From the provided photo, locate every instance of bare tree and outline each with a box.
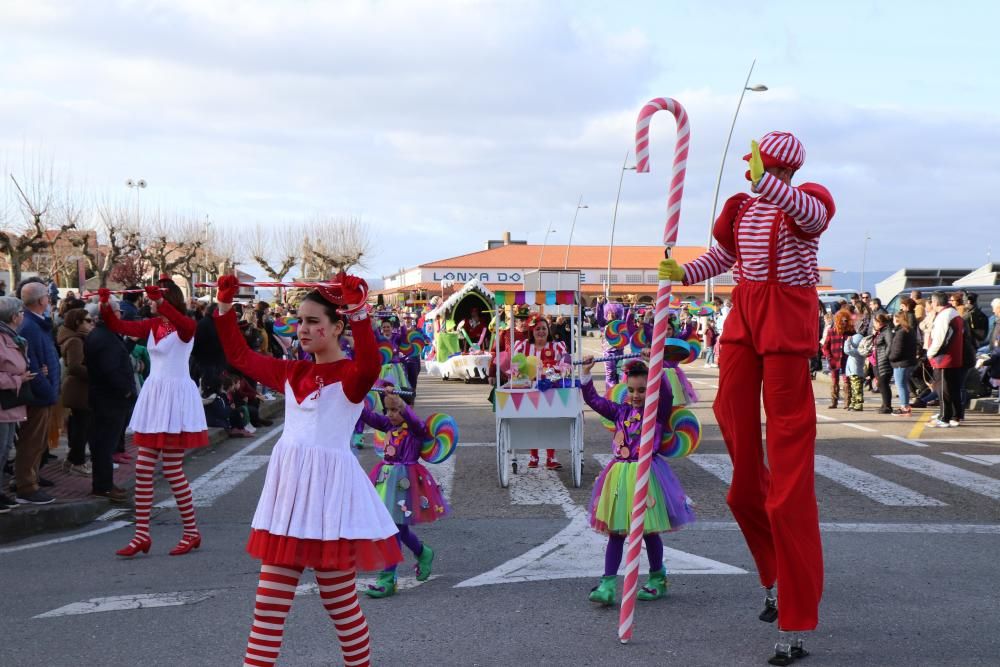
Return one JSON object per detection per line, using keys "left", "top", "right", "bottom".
{"left": 247, "top": 222, "right": 299, "bottom": 301}
{"left": 80, "top": 196, "right": 143, "bottom": 288}
{"left": 301, "top": 216, "right": 372, "bottom": 278}
{"left": 138, "top": 211, "right": 206, "bottom": 280}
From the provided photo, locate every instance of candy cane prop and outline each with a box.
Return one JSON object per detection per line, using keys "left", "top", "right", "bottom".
{"left": 618, "top": 97, "right": 690, "bottom": 644}
{"left": 570, "top": 353, "right": 641, "bottom": 365}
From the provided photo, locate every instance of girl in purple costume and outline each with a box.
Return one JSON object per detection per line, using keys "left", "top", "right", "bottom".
{"left": 580, "top": 357, "right": 695, "bottom": 605}
{"left": 360, "top": 389, "right": 448, "bottom": 598}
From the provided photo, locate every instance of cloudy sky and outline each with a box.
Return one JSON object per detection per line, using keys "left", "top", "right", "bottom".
{"left": 2, "top": 0, "right": 997, "bottom": 283}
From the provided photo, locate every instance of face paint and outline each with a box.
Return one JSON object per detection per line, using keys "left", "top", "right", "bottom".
{"left": 316, "top": 327, "right": 326, "bottom": 339}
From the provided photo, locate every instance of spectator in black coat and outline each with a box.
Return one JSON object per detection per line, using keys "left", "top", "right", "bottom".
{"left": 83, "top": 301, "right": 134, "bottom": 503}
{"left": 889, "top": 312, "right": 918, "bottom": 415}
{"left": 872, "top": 313, "right": 894, "bottom": 413}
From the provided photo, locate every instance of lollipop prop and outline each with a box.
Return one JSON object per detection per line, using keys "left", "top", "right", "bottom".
{"left": 571, "top": 353, "right": 641, "bottom": 365}
{"left": 619, "top": 97, "right": 690, "bottom": 645}
{"left": 374, "top": 387, "right": 414, "bottom": 397}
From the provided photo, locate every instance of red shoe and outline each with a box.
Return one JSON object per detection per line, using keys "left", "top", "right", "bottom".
{"left": 116, "top": 535, "right": 151, "bottom": 558}
{"left": 527, "top": 457, "right": 539, "bottom": 469}
{"left": 546, "top": 459, "right": 563, "bottom": 470}
{"left": 169, "top": 533, "right": 202, "bottom": 556}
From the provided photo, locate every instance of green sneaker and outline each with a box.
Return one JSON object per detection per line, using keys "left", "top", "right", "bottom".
{"left": 415, "top": 544, "right": 435, "bottom": 582}
{"left": 637, "top": 568, "right": 668, "bottom": 601}
{"left": 352, "top": 433, "right": 365, "bottom": 449}
{"left": 588, "top": 575, "right": 616, "bottom": 606}
{"left": 363, "top": 570, "right": 397, "bottom": 598}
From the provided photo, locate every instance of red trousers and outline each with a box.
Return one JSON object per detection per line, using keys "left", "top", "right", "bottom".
{"left": 714, "top": 281, "right": 824, "bottom": 631}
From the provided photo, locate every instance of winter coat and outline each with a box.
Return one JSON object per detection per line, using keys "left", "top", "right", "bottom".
{"left": 927, "top": 308, "right": 964, "bottom": 369}
{"left": 84, "top": 323, "right": 137, "bottom": 403}
{"left": 888, "top": 327, "right": 918, "bottom": 369}
{"left": 0, "top": 324, "right": 29, "bottom": 423}
{"left": 873, "top": 327, "right": 893, "bottom": 377}
{"left": 57, "top": 325, "right": 89, "bottom": 411}
{"left": 822, "top": 328, "right": 850, "bottom": 372}
{"left": 844, "top": 333, "right": 866, "bottom": 376}
{"left": 18, "top": 310, "right": 61, "bottom": 406}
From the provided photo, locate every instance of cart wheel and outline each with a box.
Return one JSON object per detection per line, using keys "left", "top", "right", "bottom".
{"left": 512, "top": 460, "right": 518, "bottom": 475}
{"left": 497, "top": 420, "right": 511, "bottom": 488}
{"left": 571, "top": 417, "right": 583, "bottom": 488}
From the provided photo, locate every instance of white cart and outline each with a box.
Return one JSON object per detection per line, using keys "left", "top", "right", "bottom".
{"left": 493, "top": 270, "right": 585, "bottom": 488}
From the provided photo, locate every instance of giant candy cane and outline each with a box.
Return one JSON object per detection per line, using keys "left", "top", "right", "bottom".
{"left": 618, "top": 98, "right": 690, "bottom": 644}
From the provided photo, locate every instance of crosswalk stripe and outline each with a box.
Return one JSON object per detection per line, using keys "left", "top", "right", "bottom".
{"left": 813, "top": 456, "right": 945, "bottom": 507}
{"left": 875, "top": 455, "right": 1000, "bottom": 501}
{"left": 688, "top": 454, "right": 733, "bottom": 484}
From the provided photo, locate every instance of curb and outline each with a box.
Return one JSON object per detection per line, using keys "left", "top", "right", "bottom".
{"left": 0, "top": 399, "right": 285, "bottom": 545}
{"left": 812, "top": 370, "right": 997, "bottom": 413}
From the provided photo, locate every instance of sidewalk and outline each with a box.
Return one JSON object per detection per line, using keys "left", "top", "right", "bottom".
{"left": 811, "top": 368, "right": 1000, "bottom": 414}
{"left": 0, "top": 400, "right": 284, "bottom": 544}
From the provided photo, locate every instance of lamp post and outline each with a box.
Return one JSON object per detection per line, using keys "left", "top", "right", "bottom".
{"left": 563, "top": 196, "right": 589, "bottom": 269}
{"left": 606, "top": 150, "right": 637, "bottom": 298}
{"left": 125, "top": 178, "right": 147, "bottom": 225}
{"left": 860, "top": 233, "right": 872, "bottom": 293}
{"left": 705, "top": 60, "right": 768, "bottom": 300}
{"left": 538, "top": 222, "right": 557, "bottom": 271}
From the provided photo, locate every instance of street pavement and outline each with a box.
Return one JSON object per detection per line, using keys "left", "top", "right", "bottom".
{"left": 2, "top": 342, "right": 999, "bottom": 666}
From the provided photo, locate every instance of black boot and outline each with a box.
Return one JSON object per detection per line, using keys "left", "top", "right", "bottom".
{"left": 759, "top": 588, "right": 778, "bottom": 623}
{"left": 768, "top": 636, "right": 808, "bottom": 666}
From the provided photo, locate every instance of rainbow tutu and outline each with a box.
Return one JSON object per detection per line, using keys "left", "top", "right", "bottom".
{"left": 370, "top": 462, "right": 449, "bottom": 525}
{"left": 589, "top": 457, "right": 695, "bottom": 535}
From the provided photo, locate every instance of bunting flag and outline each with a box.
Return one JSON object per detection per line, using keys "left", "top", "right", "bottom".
{"left": 526, "top": 391, "right": 541, "bottom": 409}
{"left": 496, "top": 392, "right": 510, "bottom": 410}
{"left": 494, "top": 290, "right": 577, "bottom": 307}
{"left": 510, "top": 393, "right": 525, "bottom": 410}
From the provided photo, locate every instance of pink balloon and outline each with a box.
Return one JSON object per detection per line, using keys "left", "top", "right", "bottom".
{"left": 498, "top": 351, "right": 511, "bottom": 373}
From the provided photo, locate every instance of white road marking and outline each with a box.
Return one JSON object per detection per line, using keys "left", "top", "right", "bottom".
{"left": 816, "top": 413, "right": 836, "bottom": 422}
{"left": 916, "top": 438, "right": 1000, "bottom": 443}
{"left": 0, "top": 521, "right": 132, "bottom": 555}
{"left": 842, "top": 423, "right": 879, "bottom": 433}
{"left": 883, "top": 435, "right": 929, "bottom": 448}
{"left": 157, "top": 429, "right": 283, "bottom": 509}
{"left": 689, "top": 521, "right": 1000, "bottom": 534}
{"left": 434, "top": 455, "right": 456, "bottom": 503}
{"left": 943, "top": 453, "right": 1000, "bottom": 467}
{"left": 813, "top": 455, "right": 945, "bottom": 507}
{"left": 688, "top": 454, "right": 733, "bottom": 484}
{"left": 296, "top": 575, "right": 432, "bottom": 596}
{"left": 875, "top": 455, "right": 1000, "bottom": 501}
{"left": 456, "top": 465, "right": 746, "bottom": 587}
{"left": 34, "top": 590, "right": 222, "bottom": 618}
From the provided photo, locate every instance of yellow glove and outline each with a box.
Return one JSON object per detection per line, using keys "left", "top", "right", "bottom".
{"left": 657, "top": 259, "right": 684, "bottom": 282}
{"left": 749, "top": 139, "right": 764, "bottom": 185}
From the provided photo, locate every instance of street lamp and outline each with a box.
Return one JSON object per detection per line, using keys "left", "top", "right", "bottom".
{"left": 538, "top": 222, "right": 557, "bottom": 270}
{"left": 606, "top": 151, "right": 637, "bottom": 298}
{"left": 705, "top": 60, "right": 768, "bottom": 300}
{"left": 860, "top": 233, "right": 872, "bottom": 293}
{"left": 126, "top": 178, "right": 147, "bottom": 225}
{"left": 563, "top": 195, "right": 589, "bottom": 269}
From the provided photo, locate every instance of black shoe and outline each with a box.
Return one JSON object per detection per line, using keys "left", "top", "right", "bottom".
{"left": 759, "top": 598, "right": 778, "bottom": 623}
{"left": 910, "top": 400, "right": 927, "bottom": 408}
{"left": 0, "top": 492, "right": 18, "bottom": 509}
{"left": 16, "top": 489, "right": 55, "bottom": 505}
{"left": 91, "top": 487, "right": 129, "bottom": 504}
{"left": 878, "top": 407, "right": 893, "bottom": 414}
{"left": 38, "top": 476, "right": 55, "bottom": 488}
{"left": 769, "top": 641, "right": 808, "bottom": 666}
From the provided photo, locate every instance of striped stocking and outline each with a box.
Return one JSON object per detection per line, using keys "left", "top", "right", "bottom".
{"left": 161, "top": 449, "right": 199, "bottom": 541}
{"left": 317, "top": 568, "right": 371, "bottom": 667}
{"left": 126, "top": 446, "right": 159, "bottom": 546}
{"left": 243, "top": 564, "right": 303, "bottom": 667}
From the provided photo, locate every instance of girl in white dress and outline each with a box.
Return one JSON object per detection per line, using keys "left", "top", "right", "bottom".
{"left": 212, "top": 274, "right": 399, "bottom": 667}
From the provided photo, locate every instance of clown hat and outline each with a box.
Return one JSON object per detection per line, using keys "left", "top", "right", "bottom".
{"left": 743, "top": 131, "right": 805, "bottom": 170}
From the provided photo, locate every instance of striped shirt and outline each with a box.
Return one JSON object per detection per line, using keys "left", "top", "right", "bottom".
{"left": 512, "top": 340, "right": 567, "bottom": 367}
{"left": 684, "top": 173, "right": 830, "bottom": 287}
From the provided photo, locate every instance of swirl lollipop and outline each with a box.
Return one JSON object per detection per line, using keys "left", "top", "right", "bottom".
{"left": 364, "top": 389, "right": 384, "bottom": 415}
{"left": 629, "top": 326, "right": 650, "bottom": 353}
{"left": 662, "top": 337, "right": 692, "bottom": 364}
{"left": 599, "top": 382, "right": 629, "bottom": 431}
{"left": 682, "top": 330, "right": 702, "bottom": 364}
{"left": 406, "top": 329, "right": 428, "bottom": 356}
{"left": 421, "top": 413, "right": 458, "bottom": 464}
{"left": 658, "top": 407, "right": 702, "bottom": 458}
{"left": 272, "top": 316, "right": 299, "bottom": 336}
{"left": 373, "top": 429, "right": 388, "bottom": 458}
{"left": 604, "top": 319, "right": 627, "bottom": 349}
{"left": 377, "top": 341, "right": 394, "bottom": 365}
{"left": 397, "top": 339, "right": 415, "bottom": 358}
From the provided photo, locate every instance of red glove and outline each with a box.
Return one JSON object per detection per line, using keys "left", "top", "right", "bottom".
{"left": 217, "top": 275, "right": 240, "bottom": 304}
{"left": 337, "top": 272, "right": 368, "bottom": 307}
{"left": 98, "top": 288, "right": 111, "bottom": 304}
{"left": 144, "top": 285, "right": 163, "bottom": 301}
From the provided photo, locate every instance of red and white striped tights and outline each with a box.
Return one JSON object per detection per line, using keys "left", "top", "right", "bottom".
{"left": 123, "top": 447, "right": 199, "bottom": 549}
{"left": 244, "top": 563, "right": 371, "bottom": 667}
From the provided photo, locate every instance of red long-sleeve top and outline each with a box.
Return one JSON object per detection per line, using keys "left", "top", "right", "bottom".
{"left": 100, "top": 300, "right": 196, "bottom": 343}
{"left": 213, "top": 308, "right": 380, "bottom": 404}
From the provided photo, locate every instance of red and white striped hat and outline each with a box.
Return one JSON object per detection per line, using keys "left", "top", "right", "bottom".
{"left": 743, "top": 131, "right": 805, "bottom": 170}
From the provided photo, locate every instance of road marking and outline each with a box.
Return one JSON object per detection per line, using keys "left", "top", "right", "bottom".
{"left": 689, "top": 521, "right": 1000, "bottom": 534}
{"left": 908, "top": 411, "right": 932, "bottom": 439}
{"left": 875, "top": 455, "right": 1000, "bottom": 501}
{"left": 456, "top": 466, "right": 746, "bottom": 587}
{"left": 919, "top": 438, "right": 1000, "bottom": 443}
{"left": 0, "top": 521, "right": 132, "bottom": 555}
{"left": 34, "top": 590, "right": 222, "bottom": 618}
{"left": 883, "top": 435, "right": 929, "bottom": 448}
{"left": 295, "top": 575, "right": 432, "bottom": 597}
{"left": 943, "top": 453, "right": 1000, "bottom": 466}
{"left": 813, "top": 455, "right": 945, "bottom": 507}
{"left": 816, "top": 413, "right": 837, "bottom": 421}
{"left": 435, "top": 455, "right": 456, "bottom": 503}
{"left": 157, "top": 428, "right": 283, "bottom": 509}
{"left": 689, "top": 454, "right": 733, "bottom": 484}
{"left": 842, "top": 423, "right": 878, "bottom": 433}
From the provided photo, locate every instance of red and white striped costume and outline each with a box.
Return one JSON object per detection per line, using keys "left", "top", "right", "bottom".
{"left": 681, "top": 131, "right": 835, "bottom": 633}
{"left": 511, "top": 340, "right": 567, "bottom": 368}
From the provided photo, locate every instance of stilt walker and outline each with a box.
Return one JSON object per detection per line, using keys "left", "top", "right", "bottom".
{"left": 660, "top": 131, "right": 835, "bottom": 664}
{"left": 100, "top": 279, "right": 209, "bottom": 558}
{"left": 212, "top": 274, "right": 402, "bottom": 667}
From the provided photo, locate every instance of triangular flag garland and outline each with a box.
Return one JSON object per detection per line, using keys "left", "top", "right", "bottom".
{"left": 511, "top": 393, "right": 525, "bottom": 410}
{"left": 496, "top": 392, "right": 510, "bottom": 410}
{"left": 526, "top": 391, "right": 541, "bottom": 408}
{"left": 494, "top": 291, "right": 577, "bottom": 307}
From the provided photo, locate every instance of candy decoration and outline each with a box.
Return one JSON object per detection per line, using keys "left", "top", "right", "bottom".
{"left": 629, "top": 327, "right": 650, "bottom": 353}
{"left": 662, "top": 338, "right": 692, "bottom": 363}
{"left": 373, "top": 430, "right": 388, "bottom": 458}
{"left": 621, "top": 96, "right": 690, "bottom": 645}
{"left": 377, "top": 341, "right": 394, "bottom": 365}
{"left": 599, "top": 383, "right": 629, "bottom": 431}
{"left": 397, "top": 339, "right": 415, "bottom": 357}
{"left": 406, "top": 329, "right": 428, "bottom": 356}
{"left": 658, "top": 407, "right": 701, "bottom": 458}
{"left": 605, "top": 320, "right": 628, "bottom": 349}
{"left": 420, "top": 413, "right": 458, "bottom": 464}
{"left": 272, "top": 316, "right": 299, "bottom": 336}
{"left": 364, "top": 389, "right": 383, "bottom": 415}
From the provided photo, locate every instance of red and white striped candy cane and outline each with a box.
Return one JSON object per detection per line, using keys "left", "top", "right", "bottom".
{"left": 618, "top": 97, "right": 690, "bottom": 644}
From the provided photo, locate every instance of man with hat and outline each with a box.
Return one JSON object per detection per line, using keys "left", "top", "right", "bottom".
{"left": 660, "top": 132, "right": 835, "bottom": 666}
{"left": 488, "top": 305, "right": 531, "bottom": 386}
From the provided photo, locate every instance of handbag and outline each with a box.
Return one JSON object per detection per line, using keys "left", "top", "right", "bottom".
{"left": 0, "top": 381, "right": 34, "bottom": 410}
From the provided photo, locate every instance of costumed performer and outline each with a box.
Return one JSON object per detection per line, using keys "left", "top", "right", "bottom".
{"left": 601, "top": 301, "right": 625, "bottom": 385}
{"left": 100, "top": 278, "right": 209, "bottom": 558}
{"left": 377, "top": 318, "right": 412, "bottom": 397}
{"left": 512, "top": 314, "right": 567, "bottom": 470}
{"left": 359, "top": 385, "right": 449, "bottom": 598}
{"left": 659, "top": 131, "right": 835, "bottom": 666}
{"left": 580, "top": 355, "right": 695, "bottom": 605}
{"left": 212, "top": 274, "right": 401, "bottom": 667}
